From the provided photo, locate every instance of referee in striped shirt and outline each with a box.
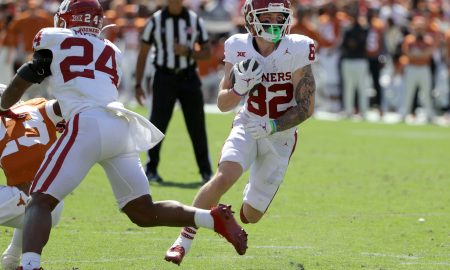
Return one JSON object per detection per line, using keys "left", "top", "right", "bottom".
{"left": 135, "top": 0, "right": 213, "bottom": 184}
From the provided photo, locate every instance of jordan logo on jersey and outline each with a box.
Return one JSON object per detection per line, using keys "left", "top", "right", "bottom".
{"left": 284, "top": 48, "right": 291, "bottom": 55}
{"left": 261, "top": 123, "right": 267, "bottom": 132}
{"left": 237, "top": 51, "right": 246, "bottom": 57}
{"left": 17, "top": 193, "right": 26, "bottom": 207}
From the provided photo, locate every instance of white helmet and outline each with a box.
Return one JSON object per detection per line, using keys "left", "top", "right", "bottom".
{"left": 242, "top": 0, "right": 292, "bottom": 43}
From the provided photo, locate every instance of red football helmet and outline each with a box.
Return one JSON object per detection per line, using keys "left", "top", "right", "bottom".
{"left": 54, "top": 0, "right": 104, "bottom": 35}
{"left": 242, "top": 0, "right": 292, "bottom": 42}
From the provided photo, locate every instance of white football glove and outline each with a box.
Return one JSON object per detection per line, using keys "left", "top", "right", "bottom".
{"left": 232, "top": 58, "right": 263, "bottom": 96}
{"left": 244, "top": 118, "right": 278, "bottom": 139}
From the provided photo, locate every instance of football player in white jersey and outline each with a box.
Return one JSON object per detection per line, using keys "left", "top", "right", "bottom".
{"left": 165, "top": 0, "right": 316, "bottom": 265}
{"left": 0, "top": 1, "right": 247, "bottom": 269}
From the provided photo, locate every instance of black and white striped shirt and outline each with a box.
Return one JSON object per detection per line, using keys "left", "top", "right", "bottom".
{"left": 141, "top": 7, "right": 209, "bottom": 70}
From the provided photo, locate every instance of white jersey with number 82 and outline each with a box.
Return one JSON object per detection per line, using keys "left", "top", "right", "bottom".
{"left": 224, "top": 33, "right": 316, "bottom": 120}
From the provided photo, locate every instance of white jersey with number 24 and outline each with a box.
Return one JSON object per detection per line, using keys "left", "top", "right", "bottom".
{"left": 33, "top": 27, "right": 123, "bottom": 121}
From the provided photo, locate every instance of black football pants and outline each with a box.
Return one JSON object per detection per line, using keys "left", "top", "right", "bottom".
{"left": 146, "top": 68, "right": 212, "bottom": 177}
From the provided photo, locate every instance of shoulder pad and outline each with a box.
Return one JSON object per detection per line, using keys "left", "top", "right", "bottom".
{"left": 224, "top": 34, "right": 251, "bottom": 65}
{"left": 287, "top": 34, "right": 317, "bottom": 70}
{"left": 33, "top": 27, "right": 73, "bottom": 51}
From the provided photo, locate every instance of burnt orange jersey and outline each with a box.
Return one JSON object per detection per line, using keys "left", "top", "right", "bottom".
{"left": 0, "top": 98, "right": 61, "bottom": 186}
{"left": 3, "top": 10, "right": 53, "bottom": 53}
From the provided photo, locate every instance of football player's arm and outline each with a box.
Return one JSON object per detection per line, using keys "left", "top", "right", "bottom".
{"left": 135, "top": 42, "right": 151, "bottom": 105}
{"left": 0, "top": 77, "right": 31, "bottom": 110}
{"left": 273, "top": 64, "right": 315, "bottom": 131}
{"left": 1, "top": 49, "right": 53, "bottom": 110}
{"left": 217, "top": 62, "right": 242, "bottom": 112}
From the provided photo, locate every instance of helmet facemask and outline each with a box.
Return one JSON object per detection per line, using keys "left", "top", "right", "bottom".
{"left": 54, "top": 0, "right": 69, "bottom": 28}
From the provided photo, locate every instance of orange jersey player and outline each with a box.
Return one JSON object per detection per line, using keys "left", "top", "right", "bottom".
{"left": 1, "top": 98, "right": 59, "bottom": 189}
{"left": 0, "top": 85, "right": 65, "bottom": 270}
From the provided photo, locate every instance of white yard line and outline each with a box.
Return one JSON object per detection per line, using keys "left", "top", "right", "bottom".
{"left": 253, "top": 245, "right": 313, "bottom": 249}
{"left": 400, "top": 261, "right": 450, "bottom": 266}
{"left": 360, "top": 252, "right": 419, "bottom": 260}
{"left": 351, "top": 129, "right": 450, "bottom": 140}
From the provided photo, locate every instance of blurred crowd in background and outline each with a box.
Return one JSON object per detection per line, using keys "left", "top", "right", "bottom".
{"left": 1, "top": 0, "right": 450, "bottom": 125}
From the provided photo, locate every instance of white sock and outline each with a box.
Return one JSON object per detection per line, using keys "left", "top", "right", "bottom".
{"left": 11, "top": 229, "right": 23, "bottom": 250}
{"left": 21, "top": 252, "right": 40, "bottom": 270}
{"left": 3, "top": 229, "right": 22, "bottom": 258}
{"left": 193, "top": 209, "right": 214, "bottom": 229}
{"left": 172, "top": 227, "right": 197, "bottom": 253}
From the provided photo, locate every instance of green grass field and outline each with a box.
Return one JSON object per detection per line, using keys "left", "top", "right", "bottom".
{"left": 1, "top": 107, "right": 450, "bottom": 270}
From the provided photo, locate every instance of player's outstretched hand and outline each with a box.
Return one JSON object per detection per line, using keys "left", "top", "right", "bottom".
{"left": 244, "top": 118, "right": 277, "bottom": 139}
{"left": 231, "top": 58, "right": 263, "bottom": 96}
{"left": 0, "top": 109, "right": 25, "bottom": 119}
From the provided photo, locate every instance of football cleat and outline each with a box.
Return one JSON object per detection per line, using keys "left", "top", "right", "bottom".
{"left": 1, "top": 249, "right": 20, "bottom": 270}
{"left": 211, "top": 204, "right": 248, "bottom": 255}
{"left": 15, "top": 267, "right": 44, "bottom": 270}
{"left": 146, "top": 172, "right": 163, "bottom": 183}
{"left": 164, "top": 245, "right": 185, "bottom": 265}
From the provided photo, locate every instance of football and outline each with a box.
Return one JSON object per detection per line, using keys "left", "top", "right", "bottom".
{"left": 229, "top": 59, "right": 260, "bottom": 85}
{"left": 239, "top": 58, "right": 260, "bottom": 73}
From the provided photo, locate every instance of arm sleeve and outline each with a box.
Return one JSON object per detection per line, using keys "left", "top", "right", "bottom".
{"left": 17, "top": 49, "right": 53, "bottom": 84}
{"left": 44, "top": 99, "right": 63, "bottom": 126}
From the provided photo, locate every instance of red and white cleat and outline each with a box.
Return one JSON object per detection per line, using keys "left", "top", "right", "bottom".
{"left": 211, "top": 204, "right": 248, "bottom": 255}
{"left": 164, "top": 245, "right": 185, "bottom": 265}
